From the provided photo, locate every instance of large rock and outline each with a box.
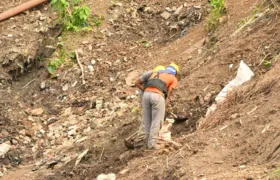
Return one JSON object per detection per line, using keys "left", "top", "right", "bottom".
{"left": 125, "top": 70, "right": 141, "bottom": 87}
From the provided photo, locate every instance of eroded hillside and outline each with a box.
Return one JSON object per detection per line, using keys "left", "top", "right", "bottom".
{"left": 0, "top": 0, "right": 279, "bottom": 179}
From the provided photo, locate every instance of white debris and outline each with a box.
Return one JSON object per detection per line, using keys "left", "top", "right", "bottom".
{"left": 206, "top": 60, "right": 254, "bottom": 117}
{"left": 97, "top": 173, "right": 116, "bottom": 180}
{"left": 0, "top": 143, "right": 11, "bottom": 157}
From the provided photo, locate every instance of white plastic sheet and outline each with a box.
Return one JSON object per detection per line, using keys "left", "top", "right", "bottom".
{"left": 206, "top": 60, "right": 254, "bottom": 117}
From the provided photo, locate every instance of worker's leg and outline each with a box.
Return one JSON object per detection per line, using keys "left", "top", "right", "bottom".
{"left": 137, "top": 91, "right": 145, "bottom": 139}
{"left": 142, "top": 92, "right": 152, "bottom": 146}
{"left": 148, "top": 93, "right": 165, "bottom": 149}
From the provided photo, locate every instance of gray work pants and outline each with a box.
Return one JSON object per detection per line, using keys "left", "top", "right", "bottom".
{"left": 137, "top": 90, "right": 145, "bottom": 137}
{"left": 142, "top": 91, "right": 165, "bottom": 148}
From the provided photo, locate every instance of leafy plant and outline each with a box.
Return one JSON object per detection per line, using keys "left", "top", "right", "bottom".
{"left": 47, "top": 48, "right": 66, "bottom": 74}
{"left": 144, "top": 41, "right": 151, "bottom": 48}
{"left": 205, "top": 0, "right": 226, "bottom": 33}
{"left": 47, "top": 58, "right": 65, "bottom": 74}
{"left": 252, "top": 4, "right": 261, "bottom": 15}
{"left": 51, "top": 0, "right": 91, "bottom": 31}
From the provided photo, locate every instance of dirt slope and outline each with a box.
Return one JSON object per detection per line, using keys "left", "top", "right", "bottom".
{"left": 0, "top": 0, "right": 279, "bottom": 179}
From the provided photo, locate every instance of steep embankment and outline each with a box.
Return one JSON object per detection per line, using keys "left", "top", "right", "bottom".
{"left": 0, "top": 0, "right": 279, "bottom": 179}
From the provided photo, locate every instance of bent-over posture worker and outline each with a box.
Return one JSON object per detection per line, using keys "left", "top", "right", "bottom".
{"left": 134, "top": 65, "right": 166, "bottom": 141}
{"left": 141, "top": 63, "right": 179, "bottom": 149}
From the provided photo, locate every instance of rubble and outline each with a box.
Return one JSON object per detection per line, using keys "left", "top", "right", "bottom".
{"left": 30, "top": 108, "right": 44, "bottom": 116}
{"left": 174, "top": 5, "right": 183, "bottom": 15}
{"left": 161, "top": 11, "right": 171, "bottom": 19}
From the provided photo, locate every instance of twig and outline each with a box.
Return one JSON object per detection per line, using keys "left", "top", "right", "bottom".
{"left": 22, "top": 78, "right": 37, "bottom": 89}
{"left": 99, "top": 147, "right": 104, "bottom": 162}
{"left": 75, "top": 50, "right": 86, "bottom": 85}
{"left": 166, "top": 156, "right": 169, "bottom": 169}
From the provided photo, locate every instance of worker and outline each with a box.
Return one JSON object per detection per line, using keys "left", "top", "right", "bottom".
{"left": 134, "top": 65, "right": 166, "bottom": 144}
{"left": 136, "top": 65, "right": 166, "bottom": 101}
{"left": 141, "top": 63, "right": 179, "bottom": 149}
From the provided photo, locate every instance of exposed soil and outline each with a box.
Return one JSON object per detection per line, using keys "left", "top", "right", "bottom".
{"left": 0, "top": 0, "right": 280, "bottom": 179}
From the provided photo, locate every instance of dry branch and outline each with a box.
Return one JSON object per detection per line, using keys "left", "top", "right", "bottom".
{"left": 75, "top": 50, "right": 86, "bottom": 85}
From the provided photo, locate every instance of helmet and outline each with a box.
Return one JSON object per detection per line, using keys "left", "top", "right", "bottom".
{"left": 153, "top": 65, "right": 165, "bottom": 72}
{"left": 169, "top": 63, "right": 179, "bottom": 74}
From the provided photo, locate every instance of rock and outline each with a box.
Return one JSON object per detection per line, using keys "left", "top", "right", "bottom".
{"left": 88, "top": 65, "right": 94, "bottom": 72}
{"left": 174, "top": 5, "right": 183, "bottom": 15}
{"left": 7, "top": 34, "right": 13, "bottom": 37}
{"left": 28, "top": 116, "right": 34, "bottom": 122}
{"left": 96, "top": 98, "right": 104, "bottom": 110}
{"left": 119, "top": 169, "right": 129, "bottom": 175}
{"left": 231, "top": 113, "right": 240, "bottom": 119}
{"left": 194, "top": 5, "right": 201, "bottom": 9}
{"left": 68, "top": 125, "right": 77, "bottom": 136}
{"left": 91, "top": 59, "right": 96, "bottom": 65}
{"left": 125, "top": 71, "right": 140, "bottom": 87}
{"left": 165, "top": 7, "right": 172, "bottom": 12}
{"left": 116, "top": 2, "right": 123, "bottom": 6}
{"left": 171, "top": 6, "right": 177, "bottom": 11}
{"left": 40, "top": 81, "right": 46, "bottom": 90}
{"left": 30, "top": 108, "right": 44, "bottom": 116}
{"left": 88, "top": 44, "right": 93, "bottom": 51}
{"left": 39, "top": 16, "right": 47, "bottom": 21}
{"left": 144, "top": 7, "right": 153, "bottom": 13}
{"left": 43, "top": 45, "right": 56, "bottom": 58}
{"left": 11, "top": 139, "right": 19, "bottom": 145}
{"left": 0, "top": 143, "right": 11, "bottom": 157}
{"left": 160, "top": 11, "right": 171, "bottom": 20}
{"left": 19, "top": 129, "right": 26, "bottom": 136}
{"left": 62, "top": 84, "right": 69, "bottom": 91}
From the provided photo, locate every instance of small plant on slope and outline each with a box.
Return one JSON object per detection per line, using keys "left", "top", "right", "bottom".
{"left": 50, "top": 0, "right": 91, "bottom": 31}
{"left": 267, "top": 167, "right": 280, "bottom": 178}
{"left": 205, "top": 0, "right": 226, "bottom": 33}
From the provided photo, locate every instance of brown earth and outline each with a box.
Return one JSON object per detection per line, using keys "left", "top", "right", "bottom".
{"left": 0, "top": 0, "right": 279, "bottom": 179}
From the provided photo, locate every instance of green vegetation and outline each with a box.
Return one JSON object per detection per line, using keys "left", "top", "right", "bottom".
{"left": 263, "top": 59, "right": 272, "bottom": 68}
{"left": 47, "top": 47, "right": 66, "bottom": 74}
{"left": 50, "top": 0, "right": 91, "bottom": 31}
{"left": 267, "top": 167, "right": 280, "bottom": 178}
{"left": 91, "top": 15, "right": 104, "bottom": 27}
{"left": 205, "top": 0, "right": 226, "bottom": 33}
{"left": 237, "top": 4, "right": 261, "bottom": 29}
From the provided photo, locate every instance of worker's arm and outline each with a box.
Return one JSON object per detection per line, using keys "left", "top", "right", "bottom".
{"left": 165, "top": 87, "right": 174, "bottom": 106}
{"left": 135, "top": 78, "right": 144, "bottom": 91}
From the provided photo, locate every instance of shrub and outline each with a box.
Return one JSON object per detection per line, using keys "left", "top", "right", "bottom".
{"left": 205, "top": 0, "right": 226, "bottom": 33}
{"left": 50, "top": 0, "right": 91, "bottom": 31}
